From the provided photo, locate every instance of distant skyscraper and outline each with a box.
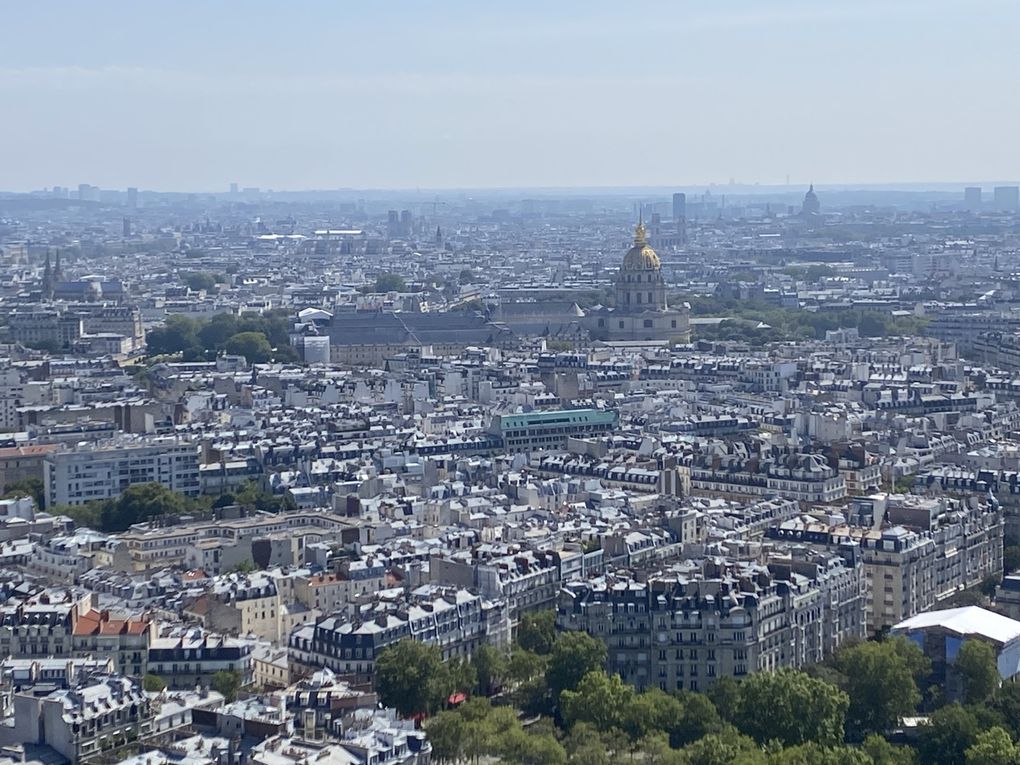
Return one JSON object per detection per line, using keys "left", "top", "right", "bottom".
{"left": 400, "top": 209, "right": 413, "bottom": 237}
{"left": 122, "top": 218, "right": 131, "bottom": 237}
{"left": 77, "top": 184, "right": 99, "bottom": 202}
{"left": 964, "top": 186, "right": 982, "bottom": 211}
{"left": 994, "top": 186, "right": 1019, "bottom": 211}
{"left": 126, "top": 187, "right": 138, "bottom": 209}
{"left": 230, "top": 183, "right": 239, "bottom": 194}
{"left": 387, "top": 210, "right": 400, "bottom": 239}
{"left": 672, "top": 192, "right": 686, "bottom": 222}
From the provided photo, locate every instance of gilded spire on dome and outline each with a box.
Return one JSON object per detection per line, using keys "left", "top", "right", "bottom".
{"left": 634, "top": 220, "right": 648, "bottom": 246}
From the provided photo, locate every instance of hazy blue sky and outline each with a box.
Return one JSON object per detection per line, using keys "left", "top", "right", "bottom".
{"left": 2, "top": 0, "right": 1017, "bottom": 191}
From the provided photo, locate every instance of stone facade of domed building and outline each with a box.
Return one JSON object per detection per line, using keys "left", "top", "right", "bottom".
{"left": 587, "top": 222, "right": 690, "bottom": 343}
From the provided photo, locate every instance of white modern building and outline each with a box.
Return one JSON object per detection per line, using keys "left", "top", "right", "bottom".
{"left": 43, "top": 438, "right": 200, "bottom": 506}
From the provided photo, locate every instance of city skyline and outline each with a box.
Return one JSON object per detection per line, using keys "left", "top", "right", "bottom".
{"left": 3, "top": 0, "right": 1018, "bottom": 191}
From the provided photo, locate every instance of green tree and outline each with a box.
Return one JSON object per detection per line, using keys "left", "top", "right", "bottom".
{"left": 634, "top": 731, "right": 685, "bottom": 765}
{"left": 374, "top": 639, "right": 451, "bottom": 717}
{"left": 2, "top": 477, "right": 45, "bottom": 508}
{"left": 707, "top": 676, "right": 743, "bottom": 723}
{"left": 224, "top": 331, "right": 272, "bottom": 363}
{"left": 956, "top": 641, "right": 1001, "bottom": 704}
{"left": 563, "top": 723, "right": 611, "bottom": 765}
{"left": 197, "top": 313, "right": 240, "bottom": 350}
{"left": 507, "top": 648, "right": 550, "bottom": 714}
{"left": 507, "top": 647, "right": 547, "bottom": 684}
{"left": 142, "top": 673, "right": 166, "bottom": 692}
{"left": 620, "top": 687, "right": 685, "bottom": 743}
{"left": 861, "top": 733, "right": 918, "bottom": 765}
{"left": 835, "top": 637, "right": 929, "bottom": 737}
{"left": 446, "top": 657, "right": 477, "bottom": 698}
{"left": 734, "top": 669, "right": 849, "bottom": 747}
{"left": 183, "top": 272, "right": 217, "bottom": 292}
{"left": 146, "top": 314, "right": 199, "bottom": 356}
{"left": 546, "top": 630, "right": 607, "bottom": 702}
{"left": 965, "top": 726, "right": 1020, "bottom": 765}
{"left": 983, "top": 576, "right": 1003, "bottom": 599}
{"left": 374, "top": 273, "right": 407, "bottom": 292}
{"left": 424, "top": 710, "right": 466, "bottom": 764}
{"left": 560, "top": 670, "right": 634, "bottom": 733}
{"left": 100, "top": 482, "right": 189, "bottom": 531}
{"left": 768, "top": 743, "right": 872, "bottom": 765}
{"left": 211, "top": 669, "right": 242, "bottom": 702}
{"left": 471, "top": 643, "right": 507, "bottom": 696}
{"left": 991, "top": 683, "right": 1020, "bottom": 738}
{"left": 918, "top": 704, "right": 980, "bottom": 765}
{"left": 680, "top": 727, "right": 768, "bottom": 765}
{"left": 498, "top": 728, "right": 567, "bottom": 765}
{"left": 673, "top": 691, "right": 725, "bottom": 746}
{"left": 517, "top": 610, "right": 557, "bottom": 655}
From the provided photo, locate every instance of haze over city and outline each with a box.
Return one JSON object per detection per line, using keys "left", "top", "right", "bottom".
{"left": 6, "top": 4, "right": 1020, "bottom": 765}
{"left": 3, "top": 0, "right": 1019, "bottom": 191}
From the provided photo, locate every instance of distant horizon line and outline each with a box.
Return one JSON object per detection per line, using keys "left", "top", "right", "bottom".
{"left": 5, "top": 179, "right": 1020, "bottom": 197}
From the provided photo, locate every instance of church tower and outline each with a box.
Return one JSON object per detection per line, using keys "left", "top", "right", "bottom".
{"left": 614, "top": 220, "right": 667, "bottom": 311}
{"left": 801, "top": 184, "right": 820, "bottom": 216}
{"left": 586, "top": 219, "right": 690, "bottom": 344}
{"left": 41, "top": 251, "right": 53, "bottom": 299}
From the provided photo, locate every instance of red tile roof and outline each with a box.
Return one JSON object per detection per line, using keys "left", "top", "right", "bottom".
{"left": 73, "top": 609, "right": 149, "bottom": 636}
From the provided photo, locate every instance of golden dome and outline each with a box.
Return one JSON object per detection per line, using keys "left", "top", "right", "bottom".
{"left": 622, "top": 221, "right": 660, "bottom": 270}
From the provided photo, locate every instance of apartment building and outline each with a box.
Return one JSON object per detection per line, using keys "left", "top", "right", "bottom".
{"left": 147, "top": 630, "right": 253, "bottom": 689}
{"left": 105, "top": 526, "right": 203, "bottom": 574}
{"left": 4, "top": 674, "right": 154, "bottom": 764}
{"left": 0, "top": 365, "right": 23, "bottom": 432}
{"left": 769, "top": 494, "right": 1004, "bottom": 632}
{"left": 288, "top": 586, "right": 510, "bottom": 683}
{"left": 0, "top": 590, "right": 92, "bottom": 659}
{"left": 685, "top": 450, "right": 847, "bottom": 505}
{"left": 557, "top": 551, "right": 866, "bottom": 693}
{"left": 29, "top": 530, "right": 111, "bottom": 583}
{"left": 292, "top": 562, "right": 387, "bottom": 615}
{"left": 430, "top": 548, "right": 562, "bottom": 619}
{"left": 0, "top": 444, "right": 59, "bottom": 492}
{"left": 43, "top": 439, "right": 200, "bottom": 507}
{"left": 6, "top": 310, "right": 83, "bottom": 350}
{"left": 71, "top": 609, "right": 152, "bottom": 677}
{"left": 184, "top": 572, "right": 307, "bottom": 645}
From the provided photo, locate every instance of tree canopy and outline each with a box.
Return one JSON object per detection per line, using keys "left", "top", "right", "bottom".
{"left": 211, "top": 669, "right": 242, "bottom": 702}
{"left": 518, "top": 610, "right": 557, "bottom": 655}
{"left": 957, "top": 641, "right": 1001, "bottom": 705}
{"left": 375, "top": 640, "right": 455, "bottom": 718}
{"left": 224, "top": 331, "right": 272, "bottom": 363}
{"left": 918, "top": 703, "right": 981, "bottom": 765}
{"left": 146, "top": 310, "right": 296, "bottom": 362}
{"left": 374, "top": 273, "right": 407, "bottom": 292}
{"left": 833, "top": 637, "right": 929, "bottom": 737}
{"left": 2, "top": 477, "right": 44, "bottom": 508}
{"left": 733, "top": 669, "right": 849, "bottom": 747}
{"left": 965, "top": 726, "right": 1020, "bottom": 765}
{"left": 55, "top": 482, "right": 204, "bottom": 531}
{"left": 546, "top": 630, "right": 608, "bottom": 702}
{"left": 183, "top": 271, "right": 220, "bottom": 292}
{"left": 680, "top": 296, "right": 929, "bottom": 347}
